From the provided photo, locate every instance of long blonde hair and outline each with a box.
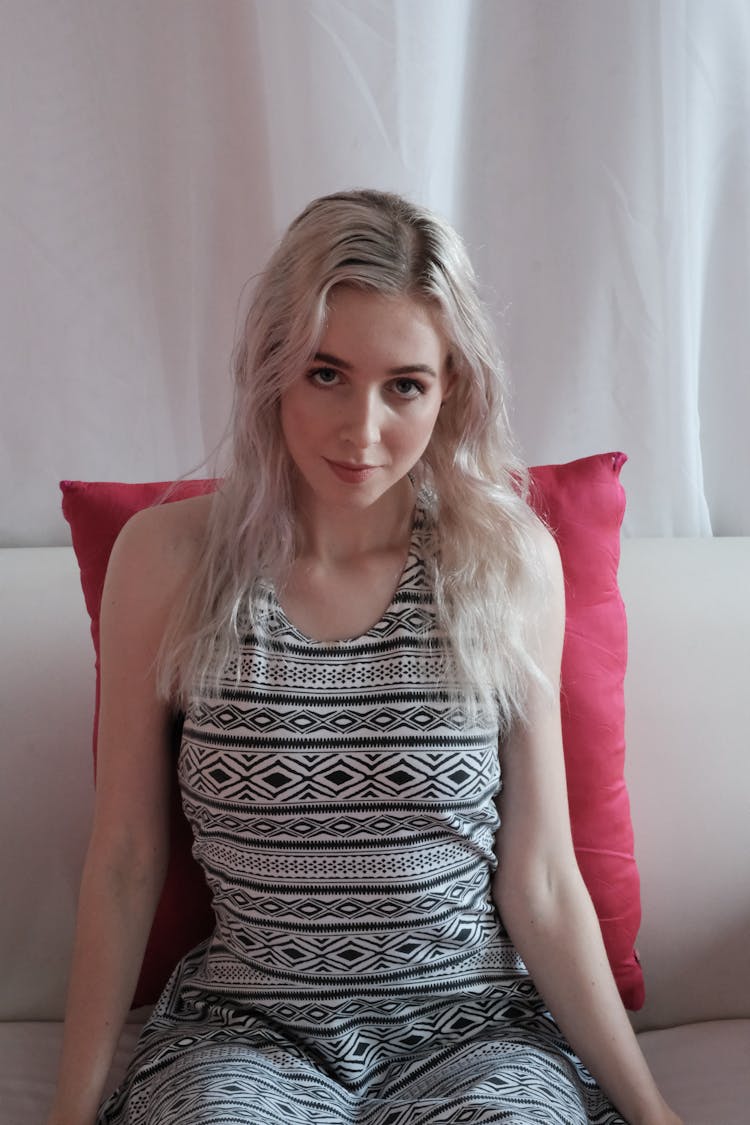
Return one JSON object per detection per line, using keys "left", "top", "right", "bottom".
{"left": 158, "top": 190, "right": 548, "bottom": 727}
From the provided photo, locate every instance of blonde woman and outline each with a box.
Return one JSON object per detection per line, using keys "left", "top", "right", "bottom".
{"left": 48, "top": 191, "right": 681, "bottom": 1125}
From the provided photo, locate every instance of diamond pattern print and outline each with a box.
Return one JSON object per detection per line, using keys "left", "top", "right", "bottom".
{"left": 97, "top": 503, "right": 625, "bottom": 1125}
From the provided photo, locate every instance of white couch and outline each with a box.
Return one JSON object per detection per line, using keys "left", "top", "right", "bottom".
{"left": 1, "top": 540, "right": 749, "bottom": 1124}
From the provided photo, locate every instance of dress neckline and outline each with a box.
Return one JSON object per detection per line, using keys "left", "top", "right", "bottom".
{"left": 268, "top": 499, "right": 424, "bottom": 649}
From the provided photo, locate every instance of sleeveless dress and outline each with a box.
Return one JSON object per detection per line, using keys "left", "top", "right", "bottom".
{"left": 98, "top": 504, "right": 625, "bottom": 1125}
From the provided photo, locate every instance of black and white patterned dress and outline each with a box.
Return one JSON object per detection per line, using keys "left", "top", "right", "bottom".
{"left": 98, "top": 504, "right": 625, "bottom": 1125}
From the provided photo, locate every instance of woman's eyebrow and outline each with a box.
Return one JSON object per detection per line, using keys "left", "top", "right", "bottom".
{"left": 390, "top": 364, "right": 438, "bottom": 379}
{"left": 313, "top": 351, "right": 353, "bottom": 369}
{"left": 313, "top": 352, "right": 438, "bottom": 378}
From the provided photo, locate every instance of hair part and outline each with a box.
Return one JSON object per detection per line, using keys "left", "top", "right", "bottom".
{"left": 158, "top": 189, "right": 550, "bottom": 727}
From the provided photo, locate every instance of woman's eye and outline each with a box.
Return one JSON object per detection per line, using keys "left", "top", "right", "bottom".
{"left": 391, "top": 377, "right": 425, "bottom": 398}
{"left": 308, "top": 367, "right": 340, "bottom": 387}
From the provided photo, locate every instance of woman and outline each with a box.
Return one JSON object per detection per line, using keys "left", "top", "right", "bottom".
{"left": 48, "top": 190, "right": 681, "bottom": 1124}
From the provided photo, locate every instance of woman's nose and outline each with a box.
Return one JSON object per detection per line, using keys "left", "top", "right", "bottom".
{"left": 339, "top": 390, "right": 382, "bottom": 448}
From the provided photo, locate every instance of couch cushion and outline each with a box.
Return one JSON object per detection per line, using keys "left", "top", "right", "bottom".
{"left": 637, "top": 1019, "right": 750, "bottom": 1125}
{"left": 0, "top": 1016, "right": 145, "bottom": 1125}
{"left": 60, "top": 453, "right": 643, "bottom": 1008}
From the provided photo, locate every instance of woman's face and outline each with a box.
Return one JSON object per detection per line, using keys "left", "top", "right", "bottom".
{"left": 280, "top": 286, "right": 451, "bottom": 513}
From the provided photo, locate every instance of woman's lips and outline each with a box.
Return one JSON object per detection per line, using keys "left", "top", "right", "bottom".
{"left": 325, "top": 459, "right": 381, "bottom": 483}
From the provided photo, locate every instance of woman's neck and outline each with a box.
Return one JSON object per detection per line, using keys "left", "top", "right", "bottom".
{"left": 292, "top": 477, "right": 416, "bottom": 566}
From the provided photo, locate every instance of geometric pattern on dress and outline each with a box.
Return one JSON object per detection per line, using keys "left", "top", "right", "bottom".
{"left": 97, "top": 500, "right": 626, "bottom": 1125}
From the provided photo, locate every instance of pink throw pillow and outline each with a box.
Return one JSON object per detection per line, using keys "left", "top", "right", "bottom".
{"left": 529, "top": 452, "right": 643, "bottom": 1010}
{"left": 61, "top": 479, "right": 216, "bottom": 1007}
{"left": 60, "top": 451, "right": 643, "bottom": 1010}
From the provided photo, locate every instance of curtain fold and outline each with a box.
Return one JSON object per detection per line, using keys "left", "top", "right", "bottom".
{"left": 2, "top": 0, "right": 747, "bottom": 544}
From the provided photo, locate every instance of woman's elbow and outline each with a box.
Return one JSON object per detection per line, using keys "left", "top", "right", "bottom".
{"left": 492, "top": 851, "right": 582, "bottom": 935}
{"left": 82, "top": 821, "right": 169, "bottom": 907}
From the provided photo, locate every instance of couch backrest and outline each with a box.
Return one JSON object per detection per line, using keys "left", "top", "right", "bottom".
{"left": 1, "top": 541, "right": 749, "bottom": 1026}
{"left": 619, "top": 537, "right": 750, "bottom": 1031}
{"left": 0, "top": 548, "right": 95, "bottom": 1020}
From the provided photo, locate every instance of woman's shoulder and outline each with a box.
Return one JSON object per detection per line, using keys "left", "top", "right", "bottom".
{"left": 118, "top": 490, "right": 213, "bottom": 557}
{"left": 106, "top": 492, "right": 215, "bottom": 610}
{"left": 521, "top": 511, "right": 565, "bottom": 646}
{"left": 526, "top": 510, "right": 562, "bottom": 576}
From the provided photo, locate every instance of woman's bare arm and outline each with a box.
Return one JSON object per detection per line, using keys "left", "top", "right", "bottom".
{"left": 47, "top": 504, "right": 200, "bottom": 1125}
{"left": 493, "top": 525, "right": 681, "bottom": 1125}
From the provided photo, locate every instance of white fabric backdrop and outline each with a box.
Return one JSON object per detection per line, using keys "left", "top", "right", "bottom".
{"left": 2, "top": 0, "right": 748, "bottom": 546}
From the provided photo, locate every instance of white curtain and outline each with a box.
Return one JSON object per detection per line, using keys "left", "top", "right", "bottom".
{"left": 2, "top": 0, "right": 748, "bottom": 545}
